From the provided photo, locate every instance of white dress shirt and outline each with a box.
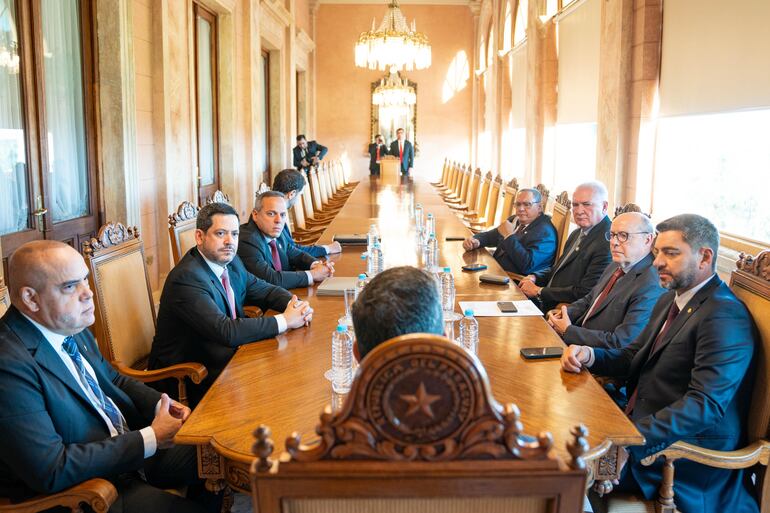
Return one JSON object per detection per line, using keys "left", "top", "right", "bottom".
{"left": 200, "top": 254, "right": 288, "bottom": 333}
{"left": 22, "top": 314, "right": 157, "bottom": 458}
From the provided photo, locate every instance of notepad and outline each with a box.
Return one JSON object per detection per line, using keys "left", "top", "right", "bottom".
{"left": 316, "top": 277, "right": 359, "bottom": 296}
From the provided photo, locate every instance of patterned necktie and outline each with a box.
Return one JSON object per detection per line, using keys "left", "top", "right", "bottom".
{"left": 582, "top": 267, "right": 625, "bottom": 325}
{"left": 220, "top": 267, "right": 237, "bottom": 319}
{"left": 61, "top": 337, "right": 127, "bottom": 434}
{"left": 624, "top": 300, "right": 681, "bottom": 414}
{"left": 269, "top": 239, "right": 283, "bottom": 272}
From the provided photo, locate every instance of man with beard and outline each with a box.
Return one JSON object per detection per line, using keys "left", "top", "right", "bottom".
{"left": 149, "top": 202, "right": 313, "bottom": 406}
{"left": 561, "top": 214, "right": 758, "bottom": 513}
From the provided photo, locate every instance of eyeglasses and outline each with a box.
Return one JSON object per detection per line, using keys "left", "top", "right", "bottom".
{"left": 605, "top": 231, "right": 651, "bottom": 243}
{"left": 514, "top": 201, "right": 540, "bottom": 208}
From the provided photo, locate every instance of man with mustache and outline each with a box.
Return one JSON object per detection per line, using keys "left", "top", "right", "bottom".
{"left": 149, "top": 202, "right": 313, "bottom": 407}
{"left": 561, "top": 214, "right": 758, "bottom": 513}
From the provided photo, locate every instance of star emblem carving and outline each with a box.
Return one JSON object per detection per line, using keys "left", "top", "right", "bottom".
{"left": 400, "top": 382, "right": 441, "bottom": 418}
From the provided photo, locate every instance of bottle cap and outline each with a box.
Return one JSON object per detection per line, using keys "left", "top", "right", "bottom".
{"left": 430, "top": 232, "right": 435, "bottom": 237}
{"left": 373, "top": 242, "right": 380, "bottom": 248}
{"left": 336, "top": 325, "right": 348, "bottom": 332}
{"left": 360, "top": 253, "right": 367, "bottom": 259}
{"left": 427, "top": 213, "right": 433, "bottom": 217}
{"left": 358, "top": 273, "right": 367, "bottom": 279}
{"left": 443, "top": 267, "right": 451, "bottom": 273}
{"left": 464, "top": 309, "right": 474, "bottom": 316}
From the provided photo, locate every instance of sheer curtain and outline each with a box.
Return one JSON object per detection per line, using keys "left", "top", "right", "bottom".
{"left": 0, "top": 0, "right": 28, "bottom": 235}
{"left": 41, "top": 0, "right": 88, "bottom": 222}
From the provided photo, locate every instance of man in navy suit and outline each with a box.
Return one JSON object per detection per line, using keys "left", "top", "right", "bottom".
{"left": 271, "top": 168, "right": 341, "bottom": 258}
{"left": 292, "top": 134, "right": 327, "bottom": 175}
{"left": 562, "top": 214, "right": 758, "bottom": 513}
{"left": 547, "top": 212, "right": 665, "bottom": 349}
{"left": 388, "top": 128, "right": 414, "bottom": 176}
{"left": 238, "top": 191, "right": 334, "bottom": 289}
{"left": 0, "top": 241, "right": 216, "bottom": 512}
{"left": 149, "top": 203, "right": 313, "bottom": 406}
{"left": 463, "top": 188, "right": 557, "bottom": 276}
{"left": 519, "top": 181, "right": 612, "bottom": 311}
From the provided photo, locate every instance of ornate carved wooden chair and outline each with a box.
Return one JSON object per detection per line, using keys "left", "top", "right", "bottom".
{"left": 440, "top": 163, "right": 466, "bottom": 201}
{"left": 463, "top": 170, "right": 492, "bottom": 222}
{"left": 468, "top": 174, "right": 504, "bottom": 233}
{"left": 250, "top": 333, "right": 590, "bottom": 513}
{"left": 168, "top": 200, "right": 201, "bottom": 266}
{"left": 449, "top": 167, "right": 481, "bottom": 213}
{"left": 443, "top": 164, "right": 470, "bottom": 204}
{"left": 594, "top": 250, "right": 770, "bottom": 513}
{"left": 431, "top": 158, "right": 451, "bottom": 188}
{"left": 0, "top": 478, "right": 118, "bottom": 513}
{"left": 552, "top": 191, "right": 573, "bottom": 260}
{"left": 83, "top": 222, "right": 207, "bottom": 405}
{"left": 613, "top": 203, "right": 648, "bottom": 218}
{"left": 205, "top": 189, "right": 231, "bottom": 205}
{"left": 437, "top": 160, "right": 460, "bottom": 194}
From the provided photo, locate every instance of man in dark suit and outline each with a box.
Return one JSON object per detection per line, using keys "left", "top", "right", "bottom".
{"left": 149, "top": 203, "right": 313, "bottom": 406}
{"left": 292, "top": 134, "right": 327, "bottom": 175}
{"left": 238, "top": 191, "right": 334, "bottom": 289}
{"left": 562, "top": 214, "right": 758, "bottom": 513}
{"left": 388, "top": 128, "right": 414, "bottom": 176}
{"left": 462, "top": 188, "right": 557, "bottom": 275}
{"left": 519, "top": 181, "right": 612, "bottom": 312}
{"left": 547, "top": 212, "right": 665, "bottom": 349}
{"left": 272, "top": 168, "right": 341, "bottom": 258}
{"left": 0, "top": 241, "right": 216, "bottom": 512}
{"left": 368, "top": 134, "right": 388, "bottom": 176}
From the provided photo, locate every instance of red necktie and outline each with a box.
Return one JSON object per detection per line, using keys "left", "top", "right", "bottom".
{"left": 220, "top": 267, "right": 236, "bottom": 319}
{"left": 582, "top": 267, "right": 625, "bottom": 325}
{"left": 399, "top": 143, "right": 403, "bottom": 162}
{"left": 269, "top": 239, "right": 283, "bottom": 271}
{"left": 376, "top": 146, "right": 380, "bottom": 161}
{"left": 625, "top": 300, "right": 680, "bottom": 414}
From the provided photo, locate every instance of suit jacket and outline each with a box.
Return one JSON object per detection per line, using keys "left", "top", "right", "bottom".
{"left": 389, "top": 139, "right": 414, "bottom": 174}
{"left": 279, "top": 224, "right": 327, "bottom": 258}
{"left": 591, "top": 276, "right": 758, "bottom": 513}
{"left": 474, "top": 213, "right": 557, "bottom": 276}
{"left": 563, "top": 253, "right": 665, "bottom": 349}
{"left": 149, "top": 247, "right": 292, "bottom": 405}
{"left": 238, "top": 217, "right": 316, "bottom": 290}
{"left": 368, "top": 143, "right": 388, "bottom": 174}
{"left": 0, "top": 306, "right": 160, "bottom": 499}
{"left": 292, "top": 141, "right": 328, "bottom": 171}
{"left": 533, "top": 215, "right": 612, "bottom": 311}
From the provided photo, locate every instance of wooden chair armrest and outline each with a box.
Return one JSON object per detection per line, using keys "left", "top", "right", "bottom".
{"left": 641, "top": 439, "right": 770, "bottom": 469}
{"left": 0, "top": 478, "right": 118, "bottom": 513}
{"left": 507, "top": 272, "right": 526, "bottom": 282}
{"left": 244, "top": 306, "right": 264, "bottom": 318}
{"left": 114, "top": 361, "right": 208, "bottom": 385}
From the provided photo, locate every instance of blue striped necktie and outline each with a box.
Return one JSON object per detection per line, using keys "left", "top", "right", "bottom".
{"left": 62, "top": 336, "right": 127, "bottom": 434}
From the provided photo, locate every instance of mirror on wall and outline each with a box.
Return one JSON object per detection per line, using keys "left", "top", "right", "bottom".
{"left": 370, "top": 71, "right": 418, "bottom": 153}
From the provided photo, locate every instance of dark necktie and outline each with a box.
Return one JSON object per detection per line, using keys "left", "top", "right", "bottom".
{"left": 625, "top": 300, "right": 681, "bottom": 414}
{"left": 548, "top": 231, "right": 586, "bottom": 287}
{"left": 220, "top": 267, "right": 237, "bottom": 319}
{"left": 582, "top": 267, "right": 625, "bottom": 325}
{"left": 62, "top": 337, "right": 127, "bottom": 434}
{"left": 514, "top": 223, "right": 526, "bottom": 235}
{"left": 269, "top": 239, "right": 283, "bottom": 272}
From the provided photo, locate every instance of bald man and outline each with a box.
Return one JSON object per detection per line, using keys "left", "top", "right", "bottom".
{"left": 547, "top": 212, "right": 665, "bottom": 350}
{"left": 0, "top": 241, "right": 216, "bottom": 512}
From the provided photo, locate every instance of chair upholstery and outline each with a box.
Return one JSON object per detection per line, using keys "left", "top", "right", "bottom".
{"left": 168, "top": 200, "right": 200, "bottom": 265}
{"left": 83, "top": 222, "right": 206, "bottom": 405}
{"left": 250, "top": 334, "right": 590, "bottom": 513}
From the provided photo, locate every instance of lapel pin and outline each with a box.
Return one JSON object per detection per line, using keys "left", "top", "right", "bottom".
{"left": 687, "top": 307, "right": 692, "bottom": 314}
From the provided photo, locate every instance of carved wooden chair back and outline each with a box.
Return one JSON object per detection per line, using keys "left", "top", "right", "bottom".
{"left": 551, "top": 191, "right": 573, "bottom": 260}
{"left": 474, "top": 171, "right": 492, "bottom": 217}
{"left": 205, "top": 190, "right": 230, "bottom": 205}
{"left": 486, "top": 174, "right": 504, "bottom": 227}
{"left": 535, "top": 183, "right": 551, "bottom": 214}
{"left": 436, "top": 158, "right": 450, "bottom": 186}
{"left": 446, "top": 162, "right": 461, "bottom": 196}
{"left": 316, "top": 164, "right": 329, "bottom": 205}
{"left": 0, "top": 283, "right": 9, "bottom": 317}
{"left": 465, "top": 167, "right": 482, "bottom": 210}
{"left": 444, "top": 161, "right": 457, "bottom": 191}
{"left": 301, "top": 173, "right": 317, "bottom": 220}
{"left": 250, "top": 334, "right": 589, "bottom": 513}
{"left": 291, "top": 192, "right": 310, "bottom": 231}
{"left": 457, "top": 165, "right": 471, "bottom": 201}
{"left": 322, "top": 163, "right": 334, "bottom": 201}
{"left": 501, "top": 177, "right": 520, "bottom": 220}
{"left": 309, "top": 168, "right": 324, "bottom": 213}
{"left": 168, "top": 200, "right": 200, "bottom": 265}
{"left": 613, "top": 203, "right": 645, "bottom": 218}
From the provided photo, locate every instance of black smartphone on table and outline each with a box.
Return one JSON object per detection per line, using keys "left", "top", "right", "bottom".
{"left": 497, "top": 301, "right": 518, "bottom": 313}
{"left": 520, "top": 347, "right": 564, "bottom": 359}
{"left": 462, "top": 263, "right": 488, "bottom": 272}
{"left": 479, "top": 274, "right": 510, "bottom": 285}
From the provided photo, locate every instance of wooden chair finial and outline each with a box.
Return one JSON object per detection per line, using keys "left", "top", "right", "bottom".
{"left": 567, "top": 424, "right": 589, "bottom": 470}
{"left": 253, "top": 425, "right": 274, "bottom": 473}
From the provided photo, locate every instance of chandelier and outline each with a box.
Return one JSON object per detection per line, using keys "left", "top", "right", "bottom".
{"left": 355, "top": 0, "right": 431, "bottom": 72}
{"left": 373, "top": 68, "right": 416, "bottom": 106}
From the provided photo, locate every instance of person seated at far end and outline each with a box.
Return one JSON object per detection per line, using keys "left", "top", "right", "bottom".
{"left": 352, "top": 266, "right": 444, "bottom": 360}
{"left": 463, "top": 187, "right": 557, "bottom": 276}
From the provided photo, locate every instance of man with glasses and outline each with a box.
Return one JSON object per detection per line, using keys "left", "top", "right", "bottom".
{"left": 518, "top": 181, "right": 612, "bottom": 312}
{"left": 547, "top": 212, "right": 665, "bottom": 350}
{"left": 463, "top": 188, "right": 558, "bottom": 276}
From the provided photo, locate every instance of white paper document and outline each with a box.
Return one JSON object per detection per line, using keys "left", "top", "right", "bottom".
{"left": 458, "top": 300, "right": 543, "bottom": 317}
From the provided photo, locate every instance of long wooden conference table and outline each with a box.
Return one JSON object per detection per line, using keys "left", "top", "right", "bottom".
{"left": 175, "top": 177, "right": 643, "bottom": 493}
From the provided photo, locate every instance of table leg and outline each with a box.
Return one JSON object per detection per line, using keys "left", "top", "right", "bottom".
{"left": 197, "top": 444, "right": 234, "bottom": 513}
{"left": 592, "top": 445, "right": 621, "bottom": 496}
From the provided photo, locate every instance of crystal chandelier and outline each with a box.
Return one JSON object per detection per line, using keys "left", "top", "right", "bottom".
{"left": 355, "top": 0, "right": 431, "bottom": 72}
{"left": 373, "top": 68, "right": 416, "bottom": 106}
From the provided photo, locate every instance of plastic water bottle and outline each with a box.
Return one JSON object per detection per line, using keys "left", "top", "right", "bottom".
{"left": 367, "top": 224, "right": 379, "bottom": 254}
{"left": 459, "top": 309, "right": 479, "bottom": 354}
{"left": 425, "top": 213, "right": 436, "bottom": 238}
{"left": 425, "top": 232, "right": 439, "bottom": 270}
{"left": 368, "top": 242, "right": 384, "bottom": 276}
{"left": 414, "top": 203, "right": 424, "bottom": 229}
{"left": 439, "top": 267, "right": 455, "bottom": 314}
{"left": 332, "top": 325, "right": 354, "bottom": 393}
{"left": 356, "top": 273, "right": 367, "bottom": 299}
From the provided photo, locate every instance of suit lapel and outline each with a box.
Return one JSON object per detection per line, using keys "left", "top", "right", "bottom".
{"left": 627, "top": 293, "right": 675, "bottom": 379}
{"left": 585, "top": 254, "right": 654, "bottom": 322}
{"left": 192, "top": 248, "right": 231, "bottom": 312}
